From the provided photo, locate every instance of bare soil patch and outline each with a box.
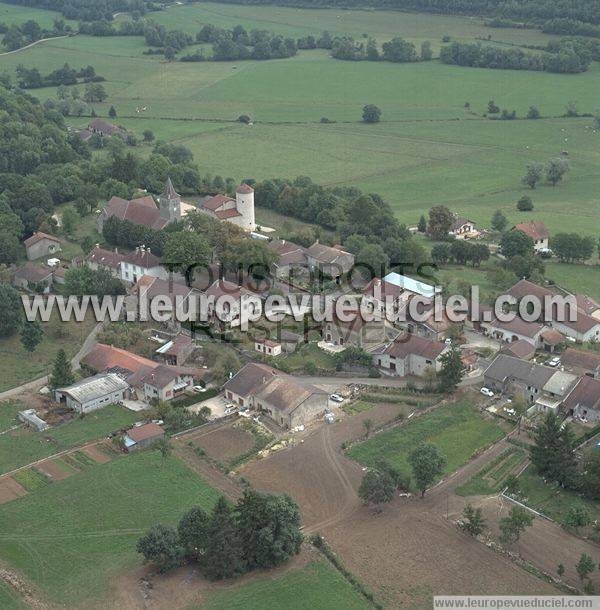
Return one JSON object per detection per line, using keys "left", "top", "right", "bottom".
{"left": 192, "top": 423, "right": 256, "bottom": 463}
{"left": 35, "top": 458, "right": 74, "bottom": 481}
{"left": 81, "top": 444, "right": 112, "bottom": 464}
{"left": 0, "top": 477, "right": 28, "bottom": 505}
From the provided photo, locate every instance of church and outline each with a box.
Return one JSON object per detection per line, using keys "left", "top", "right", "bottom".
{"left": 199, "top": 183, "right": 256, "bottom": 232}
{"left": 97, "top": 177, "right": 183, "bottom": 233}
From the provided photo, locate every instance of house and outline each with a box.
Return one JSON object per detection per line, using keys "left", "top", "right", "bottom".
{"left": 86, "top": 245, "right": 124, "bottom": 277}
{"left": 202, "top": 279, "right": 255, "bottom": 328}
{"left": 575, "top": 294, "right": 600, "bottom": 320}
{"left": 552, "top": 311, "right": 600, "bottom": 344}
{"left": 534, "top": 370, "right": 579, "bottom": 414}
{"left": 280, "top": 330, "right": 303, "bottom": 353}
{"left": 500, "top": 339, "right": 536, "bottom": 360}
{"left": 120, "top": 246, "right": 165, "bottom": 284}
{"left": 362, "top": 277, "right": 408, "bottom": 320}
{"left": 130, "top": 275, "right": 194, "bottom": 324}
{"left": 382, "top": 272, "right": 441, "bottom": 299}
{"left": 122, "top": 422, "right": 165, "bottom": 452}
{"left": 13, "top": 263, "right": 54, "bottom": 293}
{"left": 480, "top": 316, "right": 545, "bottom": 348}
{"left": 88, "top": 118, "right": 126, "bottom": 138}
{"left": 223, "top": 362, "right": 328, "bottom": 428}
{"left": 97, "top": 178, "right": 182, "bottom": 232}
{"left": 199, "top": 183, "right": 255, "bottom": 232}
{"left": 540, "top": 328, "right": 565, "bottom": 353}
{"left": 449, "top": 217, "right": 479, "bottom": 239}
{"left": 507, "top": 278, "right": 556, "bottom": 303}
{"left": 305, "top": 242, "right": 354, "bottom": 278}
{"left": 563, "top": 376, "right": 600, "bottom": 422}
{"left": 561, "top": 348, "right": 600, "bottom": 378}
{"left": 23, "top": 232, "right": 61, "bottom": 260}
{"left": 397, "top": 300, "right": 456, "bottom": 342}
{"left": 372, "top": 334, "right": 449, "bottom": 377}
{"left": 54, "top": 373, "right": 130, "bottom": 414}
{"left": 155, "top": 334, "right": 194, "bottom": 366}
{"left": 322, "top": 309, "right": 386, "bottom": 350}
{"left": 255, "top": 338, "right": 282, "bottom": 357}
{"left": 483, "top": 354, "right": 555, "bottom": 404}
{"left": 267, "top": 239, "right": 308, "bottom": 279}
{"left": 142, "top": 364, "right": 197, "bottom": 402}
{"left": 512, "top": 221, "right": 549, "bottom": 252}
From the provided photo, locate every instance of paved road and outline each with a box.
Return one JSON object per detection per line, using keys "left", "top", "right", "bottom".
{"left": 0, "top": 321, "right": 104, "bottom": 401}
{"left": 0, "top": 35, "right": 70, "bottom": 56}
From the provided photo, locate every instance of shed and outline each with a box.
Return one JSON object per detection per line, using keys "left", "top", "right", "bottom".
{"left": 54, "top": 373, "right": 130, "bottom": 414}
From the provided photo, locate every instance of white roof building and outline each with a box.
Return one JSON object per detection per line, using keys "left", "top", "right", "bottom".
{"left": 54, "top": 373, "right": 130, "bottom": 414}
{"left": 383, "top": 272, "right": 441, "bottom": 299}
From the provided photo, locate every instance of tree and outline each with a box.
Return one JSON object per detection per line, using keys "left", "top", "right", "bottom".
{"left": 363, "top": 418, "right": 373, "bottom": 438}
{"left": 500, "top": 230, "right": 534, "bottom": 259}
{"left": 575, "top": 553, "right": 595, "bottom": 582}
{"left": 50, "top": 348, "right": 75, "bottom": 388}
{"left": 362, "top": 104, "right": 381, "bottom": 123}
{"left": 20, "top": 321, "right": 44, "bottom": 353}
{"left": 108, "top": 105, "right": 117, "bottom": 119}
{"left": 522, "top": 162, "right": 544, "bottom": 189}
{"left": 162, "top": 231, "right": 211, "bottom": 275}
{"left": 552, "top": 233, "right": 595, "bottom": 263}
{"left": 530, "top": 412, "right": 577, "bottom": 488}
{"left": 358, "top": 468, "right": 396, "bottom": 505}
{"left": 143, "top": 129, "right": 155, "bottom": 143}
{"left": 236, "top": 490, "right": 303, "bottom": 570}
{"left": 0, "top": 231, "right": 22, "bottom": 265}
{"left": 487, "top": 100, "right": 500, "bottom": 114}
{"left": 136, "top": 524, "right": 184, "bottom": 573}
{"left": 557, "top": 563, "right": 565, "bottom": 578}
{"left": 63, "top": 267, "right": 125, "bottom": 298}
{"left": 462, "top": 504, "right": 486, "bottom": 536}
{"left": 546, "top": 157, "right": 569, "bottom": 186}
{"left": 417, "top": 214, "right": 427, "bottom": 233}
{"left": 580, "top": 452, "right": 600, "bottom": 501}
{"left": 499, "top": 507, "right": 534, "bottom": 544}
{"left": 204, "top": 496, "right": 245, "bottom": 580}
{"left": 438, "top": 347, "right": 464, "bottom": 391}
{"left": 0, "top": 283, "right": 23, "bottom": 337}
{"left": 491, "top": 209, "right": 507, "bottom": 232}
{"left": 420, "top": 40, "right": 432, "bottom": 60}
{"left": 156, "top": 437, "right": 172, "bottom": 460}
{"left": 516, "top": 195, "right": 533, "bottom": 211}
{"left": 428, "top": 205, "right": 454, "bottom": 240}
{"left": 408, "top": 443, "right": 446, "bottom": 497}
{"left": 177, "top": 506, "right": 209, "bottom": 563}
{"left": 564, "top": 506, "right": 590, "bottom": 533}
{"left": 527, "top": 106, "right": 541, "bottom": 119}
{"left": 61, "top": 206, "right": 78, "bottom": 235}
{"left": 83, "top": 83, "right": 107, "bottom": 103}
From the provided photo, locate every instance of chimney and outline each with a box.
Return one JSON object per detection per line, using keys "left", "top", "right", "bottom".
{"left": 147, "top": 247, "right": 151, "bottom": 255}
{"left": 114, "top": 247, "right": 118, "bottom": 254}
{"left": 95, "top": 243, "right": 99, "bottom": 249}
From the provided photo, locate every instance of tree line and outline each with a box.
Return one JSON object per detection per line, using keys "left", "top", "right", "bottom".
{"left": 137, "top": 489, "right": 303, "bottom": 579}
{"left": 15, "top": 63, "right": 103, "bottom": 89}
{"left": 331, "top": 35, "right": 432, "bottom": 63}
{"left": 440, "top": 39, "right": 593, "bottom": 74}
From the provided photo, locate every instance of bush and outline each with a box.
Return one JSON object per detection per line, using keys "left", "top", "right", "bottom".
{"left": 517, "top": 195, "right": 534, "bottom": 211}
{"left": 238, "top": 114, "right": 251, "bottom": 124}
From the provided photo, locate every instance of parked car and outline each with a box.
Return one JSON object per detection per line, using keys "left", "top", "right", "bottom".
{"left": 193, "top": 385, "right": 207, "bottom": 393}
{"left": 329, "top": 394, "right": 344, "bottom": 403}
{"left": 480, "top": 387, "right": 494, "bottom": 397}
{"left": 224, "top": 406, "right": 238, "bottom": 415}
{"left": 547, "top": 356, "right": 561, "bottom": 367}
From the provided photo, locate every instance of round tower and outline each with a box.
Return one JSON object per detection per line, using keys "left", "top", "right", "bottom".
{"left": 235, "top": 183, "right": 255, "bottom": 232}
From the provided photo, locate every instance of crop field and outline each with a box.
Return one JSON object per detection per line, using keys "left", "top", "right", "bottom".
{"left": 348, "top": 398, "right": 505, "bottom": 485}
{"left": 199, "top": 559, "right": 370, "bottom": 610}
{"left": 0, "top": 404, "right": 138, "bottom": 475}
{"left": 1, "top": 2, "right": 599, "bottom": 238}
{"left": 0, "top": 451, "right": 220, "bottom": 607}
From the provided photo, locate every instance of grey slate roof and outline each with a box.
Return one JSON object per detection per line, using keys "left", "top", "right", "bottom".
{"left": 57, "top": 373, "right": 129, "bottom": 404}
{"left": 484, "top": 354, "right": 555, "bottom": 388}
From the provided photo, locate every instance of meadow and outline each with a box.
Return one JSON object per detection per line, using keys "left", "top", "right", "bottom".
{"left": 198, "top": 559, "right": 370, "bottom": 609}
{"left": 1, "top": 1, "right": 600, "bottom": 242}
{"left": 0, "top": 403, "right": 138, "bottom": 475}
{"left": 347, "top": 397, "right": 505, "bottom": 485}
{"left": 0, "top": 451, "right": 220, "bottom": 606}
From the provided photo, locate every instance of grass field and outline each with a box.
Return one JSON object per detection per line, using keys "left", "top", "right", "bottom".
{"left": 0, "top": 404, "right": 138, "bottom": 475}
{"left": 0, "top": 2, "right": 72, "bottom": 31}
{"left": 348, "top": 398, "right": 505, "bottom": 485}
{"left": 517, "top": 465, "right": 600, "bottom": 524}
{"left": 0, "top": 581, "right": 26, "bottom": 610}
{"left": 0, "top": 451, "right": 220, "bottom": 607}
{"left": 2, "top": 0, "right": 600, "bottom": 237}
{"left": 0, "top": 308, "right": 97, "bottom": 393}
{"left": 198, "top": 559, "right": 370, "bottom": 610}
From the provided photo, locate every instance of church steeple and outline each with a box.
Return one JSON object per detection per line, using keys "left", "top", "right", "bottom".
{"left": 159, "top": 177, "right": 181, "bottom": 223}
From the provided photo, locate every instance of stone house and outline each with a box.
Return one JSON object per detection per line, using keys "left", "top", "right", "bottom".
{"left": 254, "top": 339, "right": 282, "bottom": 357}
{"left": 322, "top": 310, "right": 386, "bottom": 350}
{"left": 86, "top": 245, "right": 124, "bottom": 278}
{"left": 372, "top": 334, "right": 449, "bottom": 377}
{"left": 23, "top": 232, "right": 61, "bottom": 261}
{"left": 13, "top": 263, "right": 54, "bottom": 293}
{"left": 120, "top": 246, "right": 166, "bottom": 284}
{"left": 563, "top": 376, "right": 600, "bottom": 422}
{"left": 512, "top": 221, "right": 549, "bottom": 252}
{"left": 306, "top": 242, "right": 354, "bottom": 278}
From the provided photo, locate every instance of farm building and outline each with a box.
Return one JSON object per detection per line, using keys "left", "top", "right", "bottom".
{"left": 563, "top": 376, "right": 600, "bottom": 422}
{"left": 155, "top": 334, "right": 194, "bottom": 366}
{"left": 322, "top": 309, "right": 386, "bottom": 350}
{"left": 306, "top": 242, "right": 354, "bottom": 278}
{"left": 142, "top": 365, "right": 197, "bottom": 402}
{"left": 372, "top": 334, "right": 449, "bottom": 377}
{"left": 223, "top": 362, "right": 328, "bottom": 428}
{"left": 54, "top": 373, "right": 130, "bottom": 414}
{"left": 479, "top": 316, "right": 545, "bottom": 348}
{"left": 18, "top": 409, "right": 49, "bottom": 432}
{"left": 122, "top": 422, "right": 165, "bottom": 452}
{"left": 23, "top": 232, "right": 61, "bottom": 261}
{"left": 561, "top": 349, "right": 600, "bottom": 378}
{"left": 12, "top": 263, "right": 54, "bottom": 293}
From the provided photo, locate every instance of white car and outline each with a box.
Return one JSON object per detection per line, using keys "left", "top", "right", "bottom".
{"left": 193, "top": 385, "right": 207, "bottom": 393}
{"left": 224, "top": 406, "right": 238, "bottom": 415}
{"left": 480, "top": 387, "right": 494, "bottom": 397}
{"left": 329, "top": 394, "right": 344, "bottom": 403}
{"left": 547, "top": 357, "right": 561, "bottom": 367}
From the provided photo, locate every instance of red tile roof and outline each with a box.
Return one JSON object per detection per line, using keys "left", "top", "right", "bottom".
{"left": 126, "top": 422, "right": 164, "bottom": 442}
{"left": 383, "top": 333, "right": 447, "bottom": 360}
{"left": 87, "top": 246, "right": 124, "bottom": 269}
{"left": 215, "top": 208, "right": 242, "bottom": 219}
{"left": 103, "top": 196, "right": 168, "bottom": 231}
{"left": 236, "top": 183, "right": 254, "bottom": 194}
{"left": 562, "top": 348, "right": 600, "bottom": 373}
{"left": 202, "top": 194, "right": 234, "bottom": 211}
{"left": 363, "top": 277, "right": 405, "bottom": 300}
{"left": 512, "top": 221, "right": 549, "bottom": 241}
{"left": 563, "top": 376, "right": 600, "bottom": 412}
{"left": 122, "top": 248, "right": 161, "bottom": 269}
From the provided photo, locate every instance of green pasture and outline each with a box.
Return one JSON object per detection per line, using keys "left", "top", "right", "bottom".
{"left": 198, "top": 559, "right": 370, "bottom": 610}
{"left": 348, "top": 398, "right": 505, "bottom": 485}
{"left": 0, "top": 451, "right": 220, "bottom": 607}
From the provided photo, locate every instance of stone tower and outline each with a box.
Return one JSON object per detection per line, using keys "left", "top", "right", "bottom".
{"left": 235, "top": 182, "right": 255, "bottom": 232}
{"left": 159, "top": 177, "right": 181, "bottom": 224}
